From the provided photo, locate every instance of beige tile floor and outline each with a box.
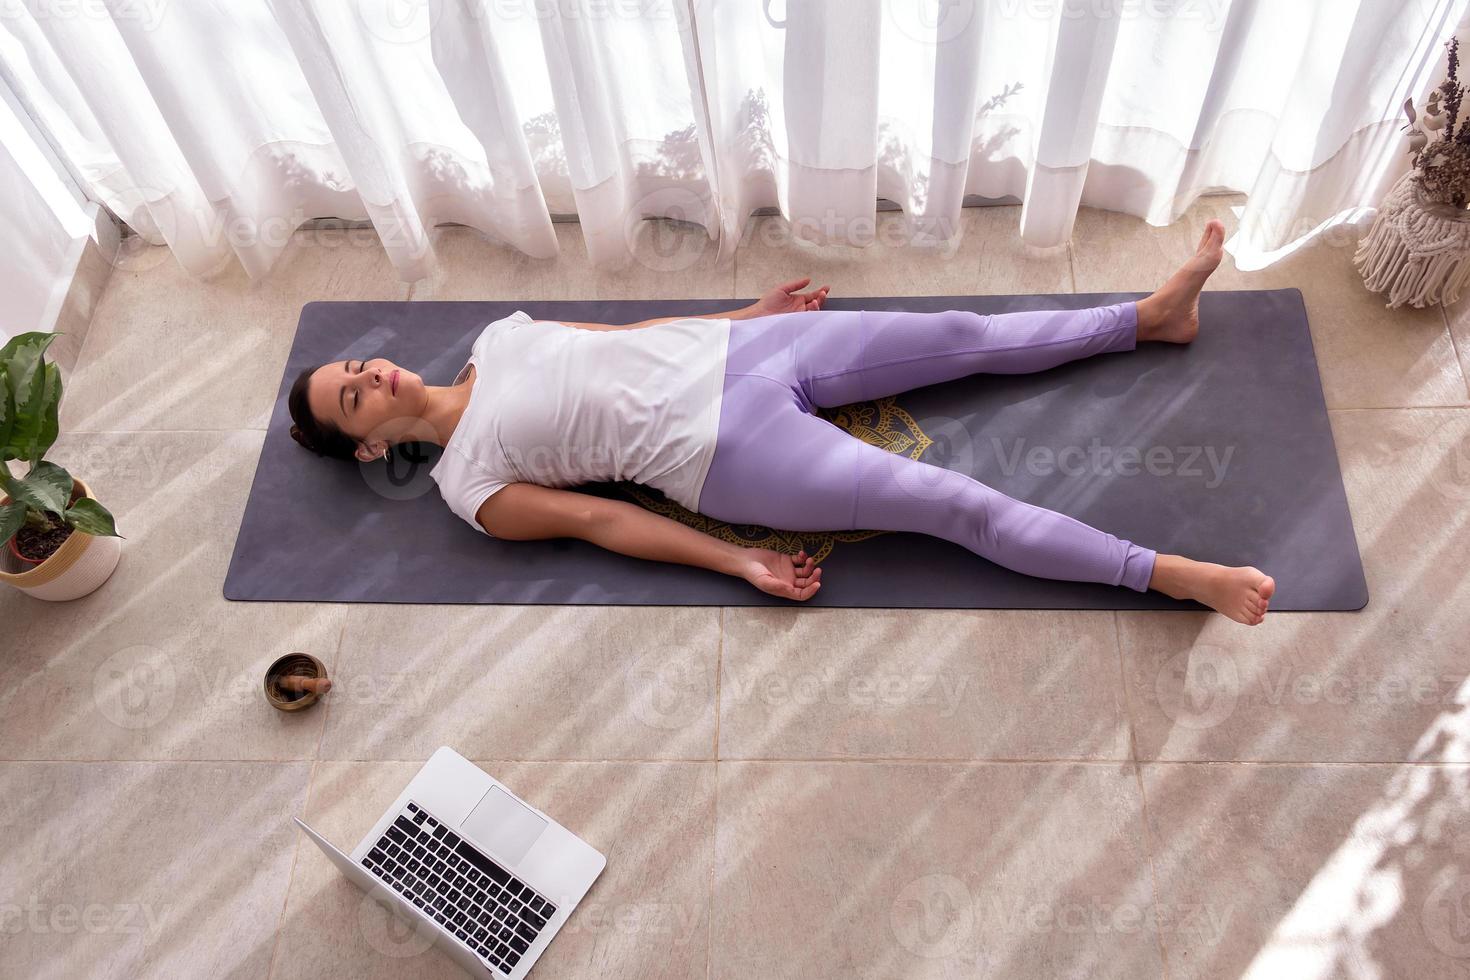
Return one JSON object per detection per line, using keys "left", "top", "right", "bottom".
{"left": 3, "top": 196, "right": 1469, "bottom": 980}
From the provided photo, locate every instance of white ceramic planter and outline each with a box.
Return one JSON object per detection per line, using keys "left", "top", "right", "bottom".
{"left": 1, "top": 478, "right": 122, "bottom": 601}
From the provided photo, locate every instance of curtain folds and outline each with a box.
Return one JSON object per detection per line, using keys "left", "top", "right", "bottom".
{"left": 1, "top": 0, "right": 1464, "bottom": 280}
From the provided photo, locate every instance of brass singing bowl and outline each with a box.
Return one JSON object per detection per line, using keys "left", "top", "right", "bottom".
{"left": 263, "top": 652, "right": 331, "bottom": 712}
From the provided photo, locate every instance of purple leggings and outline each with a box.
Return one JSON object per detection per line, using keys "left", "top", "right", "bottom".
{"left": 695, "top": 302, "right": 1158, "bottom": 592}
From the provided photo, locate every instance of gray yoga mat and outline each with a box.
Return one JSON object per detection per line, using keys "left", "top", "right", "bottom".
{"left": 224, "top": 292, "right": 1368, "bottom": 610}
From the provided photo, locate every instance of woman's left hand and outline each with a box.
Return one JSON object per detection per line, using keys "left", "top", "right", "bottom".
{"left": 738, "top": 547, "right": 823, "bottom": 602}
{"left": 749, "top": 277, "right": 830, "bottom": 317}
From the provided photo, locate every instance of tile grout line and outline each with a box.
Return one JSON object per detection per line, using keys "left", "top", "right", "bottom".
{"left": 1327, "top": 404, "right": 1470, "bottom": 412}
{"left": 703, "top": 758, "right": 1470, "bottom": 766}
{"left": 1442, "top": 302, "right": 1470, "bottom": 401}
{"left": 265, "top": 618, "right": 344, "bottom": 980}
{"left": 11, "top": 757, "right": 1470, "bottom": 766}
{"left": 1131, "top": 757, "right": 1172, "bottom": 980}
{"left": 264, "top": 756, "right": 318, "bottom": 980}
{"left": 1112, "top": 610, "right": 1136, "bottom": 763}
{"left": 1114, "top": 611, "right": 1172, "bottom": 980}
{"left": 707, "top": 606, "right": 724, "bottom": 980}
{"left": 712, "top": 607, "right": 724, "bottom": 761}
{"left": 316, "top": 616, "right": 350, "bottom": 761}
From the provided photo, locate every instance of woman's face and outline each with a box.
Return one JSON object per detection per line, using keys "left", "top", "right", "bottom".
{"left": 306, "top": 356, "right": 427, "bottom": 457}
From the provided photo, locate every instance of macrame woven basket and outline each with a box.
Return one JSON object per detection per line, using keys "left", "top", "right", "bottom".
{"left": 1355, "top": 170, "right": 1470, "bottom": 309}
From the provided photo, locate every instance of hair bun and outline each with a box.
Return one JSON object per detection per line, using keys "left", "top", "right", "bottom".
{"left": 289, "top": 423, "right": 315, "bottom": 453}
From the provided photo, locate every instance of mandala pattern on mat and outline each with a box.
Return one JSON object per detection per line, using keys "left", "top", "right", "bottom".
{"left": 615, "top": 396, "right": 934, "bottom": 564}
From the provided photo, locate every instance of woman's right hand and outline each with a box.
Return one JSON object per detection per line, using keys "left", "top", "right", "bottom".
{"left": 737, "top": 546, "right": 823, "bottom": 601}
{"left": 747, "top": 277, "right": 831, "bottom": 317}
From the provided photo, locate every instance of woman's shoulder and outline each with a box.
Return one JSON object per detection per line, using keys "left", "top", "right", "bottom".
{"left": 488, "top": 309, "right": 534, "bottom": 334}
{"left": 468, "top": 310, "right": 535, "bottom": 357}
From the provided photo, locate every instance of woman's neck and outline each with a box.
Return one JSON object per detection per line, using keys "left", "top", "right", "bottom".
{"left": 418, "top": 372, "right": 475, "bottom": 447}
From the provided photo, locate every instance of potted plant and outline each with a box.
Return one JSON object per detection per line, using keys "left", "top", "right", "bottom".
{"left": 1356, "top": 36, "right": 1470, "bottom": 308}
{"left": 0, "top": 331, "right": 121, "bottom": 600}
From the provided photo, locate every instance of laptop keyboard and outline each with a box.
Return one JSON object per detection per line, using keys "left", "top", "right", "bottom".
{"left": 362, "top": 801, "right": 558, "bottom": 975}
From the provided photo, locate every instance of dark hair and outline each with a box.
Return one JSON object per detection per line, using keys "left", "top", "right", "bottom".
{"left": 287, "top": 365, "right": 359, "bottom": 460}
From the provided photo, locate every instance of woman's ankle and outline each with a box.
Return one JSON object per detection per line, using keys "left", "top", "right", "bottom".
{"left": 1149, "top": 553, "right": 1200, "bottom": 601}
{"left": 1134, "top": 296, "right": 1162, "bottom": 341}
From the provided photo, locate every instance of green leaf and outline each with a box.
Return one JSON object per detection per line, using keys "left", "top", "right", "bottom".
{"left": 1, "top": 334, "right": 59, "bottom": 461}
{"left": 0, "top": 363, "right": 11, "bottom": 452}
{"left": 9, "top": 460, "right": 73, "bottom": 516}
{"left": 0, "top": 331, "right": 56, "bottom": 365}
{"left": 64, "top": 497, "right": 119, "bottom": 538}
{"left": 28, "top": 362, "right": 61, "bottom": 464}
{"left": 0, "top": 498, "right": 23, "bottom": 546}
{"left": 2, "top": 334, "right": 49, "bottom": 402}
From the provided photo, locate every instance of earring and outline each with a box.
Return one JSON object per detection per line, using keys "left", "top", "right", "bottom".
{"left": 384, "top": 446, "right": 395, "bottom": 464}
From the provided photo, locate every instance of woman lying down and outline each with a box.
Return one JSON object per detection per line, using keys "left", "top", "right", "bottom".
{"left": 288, "top": 220, "right": 1273, "bottom": 625}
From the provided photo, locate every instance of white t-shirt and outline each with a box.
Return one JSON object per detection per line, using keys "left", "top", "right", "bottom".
{"left": 430, "top": 310, "right": 733, "bottom": 536}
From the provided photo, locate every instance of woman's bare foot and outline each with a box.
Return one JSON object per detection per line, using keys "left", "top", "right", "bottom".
{"left": 1135, "top": 219, "right": 1225, "bottom": 344}
{"left": 1149, "top": 553, "right": 1275, "bottom": 625}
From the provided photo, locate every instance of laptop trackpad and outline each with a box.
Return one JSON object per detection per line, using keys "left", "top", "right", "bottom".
{"left": 460, "top": 786, "right": 548, "bottom": 866}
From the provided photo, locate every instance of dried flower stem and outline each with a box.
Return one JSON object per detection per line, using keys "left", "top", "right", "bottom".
{"left": 1415, "top": 36, "right": 1470, "bottom": 209}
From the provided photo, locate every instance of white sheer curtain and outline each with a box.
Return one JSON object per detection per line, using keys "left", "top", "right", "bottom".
{"left": 0, "top": 81, "right": 93, "bottom": 341}
{"left": 0, "top": 0, "right": 709, "bottom": 277}
{"left": 0, "top": 0, "right": 1463, "bottom": 281}
{"left": 695, "top": 0, "right": 1470, "bottom": 266}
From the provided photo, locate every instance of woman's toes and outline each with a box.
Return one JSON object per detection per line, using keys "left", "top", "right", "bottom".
{"left": 1205, "top": 565, "right": 1274, "bottom": 625}
{"left": 1197, "top": 220, "right": 1220, "bottom": 252}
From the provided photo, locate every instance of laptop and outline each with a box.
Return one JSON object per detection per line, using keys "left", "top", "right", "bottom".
{"left": 295, "top": 746, "right": 606, "bottom": 977}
